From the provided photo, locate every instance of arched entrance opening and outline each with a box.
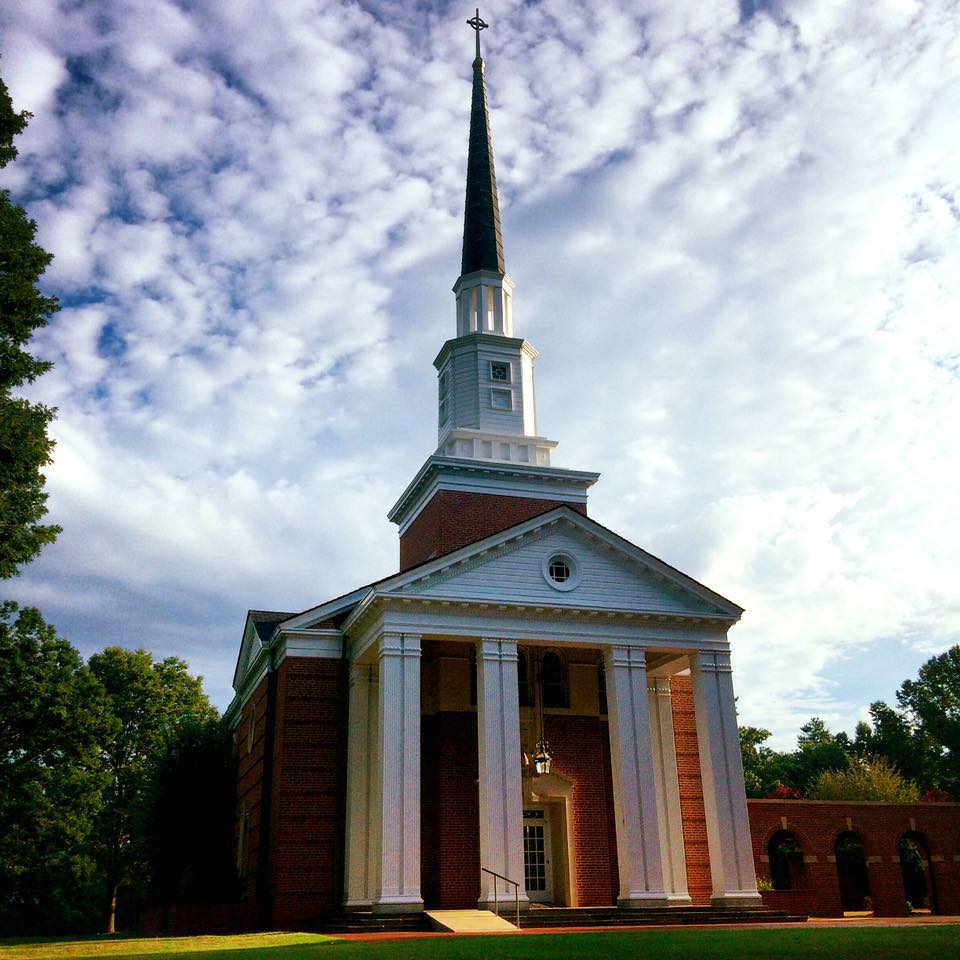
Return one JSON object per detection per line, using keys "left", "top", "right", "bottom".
{"left": 768, "top": 830, "right": 806, "bottom": 890}
{"left": 835, "top": 831, "right": 871, "bottom": 912}
{"left": 899, "top": 832, "right": 936, "bottom": 913}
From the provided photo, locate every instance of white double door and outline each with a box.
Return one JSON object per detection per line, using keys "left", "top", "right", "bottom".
{"left": 523, "top": 808, "right": 554, "bottom": 903}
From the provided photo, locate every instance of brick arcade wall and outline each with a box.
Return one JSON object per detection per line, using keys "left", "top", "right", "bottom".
{"left": 399, "top": 490, "right": 588, "bottom": 570}
{"left": 668, "top": 675, "right": 713, "bottom": 905}
{"left": 748, "top": 799, "right": 960, "bottom": 918}
{"left": 268, "top": 657, "right": 347, "bottom": 928}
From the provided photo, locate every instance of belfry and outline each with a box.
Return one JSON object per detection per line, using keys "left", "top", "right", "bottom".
{"left": 226, "top": 13, "right": 764, "bottom": 929}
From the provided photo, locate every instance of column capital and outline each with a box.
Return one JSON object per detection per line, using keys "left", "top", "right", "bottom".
{"left": 648, "top": 677, "right": 672, "bottom": 698}
{"left": 605, "top": 644, "right": 647, "bottom": 669}
{"left": 691, "top": 649, "right": 732, "bottom": 674}
{"left": 378, "top": 633, "right": 422, "bottom": 659}
{"left": 478, "top": 637, "right": 519, "bottom": 662}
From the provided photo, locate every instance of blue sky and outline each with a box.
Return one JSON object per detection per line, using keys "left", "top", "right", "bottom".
{"left": 1, "top": 0, "right": 958, "bottom": 747}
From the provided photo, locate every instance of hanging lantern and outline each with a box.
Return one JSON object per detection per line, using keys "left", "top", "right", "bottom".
{"left": 533, "top": 738, "right": 551, "bottom": 776}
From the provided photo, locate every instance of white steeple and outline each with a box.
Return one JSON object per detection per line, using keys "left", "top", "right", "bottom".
{"left": 434, "top": 27, "right": 558, "bottom": 469}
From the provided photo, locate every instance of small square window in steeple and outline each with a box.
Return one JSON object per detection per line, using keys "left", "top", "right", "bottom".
{"left": 490, "top": 360, "right": 511, "bottom": 382}
{"left": 490, "top": 388, "right": 513, "bottom": 410}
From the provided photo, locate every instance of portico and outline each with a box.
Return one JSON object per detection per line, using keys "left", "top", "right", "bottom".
{"left": 336, "top": 507, "right": 760, "bottom": 914}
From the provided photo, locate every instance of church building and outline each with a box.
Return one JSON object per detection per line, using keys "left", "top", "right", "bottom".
{"left": 225, "top": 18, "right": 765, "bottom": 930}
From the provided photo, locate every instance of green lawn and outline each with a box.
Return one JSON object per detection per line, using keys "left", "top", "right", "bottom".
{"left": 2, "top": 926, "right": 959, "bottom": 960}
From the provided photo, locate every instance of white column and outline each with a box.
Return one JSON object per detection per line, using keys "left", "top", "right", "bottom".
{"left": 372, "top": 633, "right": 423, "bottom": 913}
{"left": 689, "top": 649, "right": 761, "bottom": 907}
{"left": 603, "top": 645, "right": 669, "bottom": 907}
{"left": 344, "top": 663, "right": 378, "bottom": 909}
{"left": 647, "top": 677, "right": 691, "bottom": 903}
{"left": 476, "top": 638, "right": 529, "bottom": 909}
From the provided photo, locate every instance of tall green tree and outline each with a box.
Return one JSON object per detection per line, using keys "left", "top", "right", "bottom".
{"left": 0, "top": 602, "right": 108, "bottom": 934}
{"left": 87, "top": 648, "right": 217, "bottom": 933}
{"left": 897, "top": 645, "right": 960, "bottom": 793}
{"left": 0, "top": 71, "right": 61, "bottom": 578}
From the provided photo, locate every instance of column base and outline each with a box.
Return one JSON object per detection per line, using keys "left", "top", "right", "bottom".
{"left": 664, "top": 893, "right": 693, "bottom": 905}
{"left": 618, "top": 893, "right": 671, "bottom": 909}
{"left": 710, "top": 891, "right": 764, "bottom": 909}
{"left": 343, "top": 899, "right": 373, "bottom": 913}
{"left": 372, "top": 897, "right": 424, "bottom": 914}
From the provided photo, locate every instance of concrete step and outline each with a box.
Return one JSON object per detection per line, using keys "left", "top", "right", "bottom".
{"left": 311, "top": 911, "right": 433, "bottom": 934}
{"left": 516, "top": 906, "right": 806, "bottom": 928}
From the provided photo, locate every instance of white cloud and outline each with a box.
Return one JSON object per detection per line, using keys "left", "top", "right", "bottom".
{"left": 1, "top": 0, "right": 958, "bottom": 741}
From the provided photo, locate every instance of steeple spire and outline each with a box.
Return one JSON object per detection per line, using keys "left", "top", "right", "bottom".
{"left": 461, "top": 9, "right": 504, "bottom": 276}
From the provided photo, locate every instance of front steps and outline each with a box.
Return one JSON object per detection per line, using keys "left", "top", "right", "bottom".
{"left": 310, "top": 904, "right": 805, "bottom": 933}
{"left": 310, "top": 911, "right": 432, "bottom": 934}
{"left": 516, "top": 905, "right": 806, "bottom": 928}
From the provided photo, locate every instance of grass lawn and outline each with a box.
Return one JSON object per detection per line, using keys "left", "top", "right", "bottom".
{"left": 2, "top": 926, "right": 959, "bottom": 960}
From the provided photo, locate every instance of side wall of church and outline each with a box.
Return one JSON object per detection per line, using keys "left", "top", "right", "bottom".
{"left": 268, "top": 657, "right": 347, "bottom": 928}
{"left": 400, "top": 490, "right": 587, "bottom": 570}
{"left": 234, "top": 674, "right": 270, "bottom": 904}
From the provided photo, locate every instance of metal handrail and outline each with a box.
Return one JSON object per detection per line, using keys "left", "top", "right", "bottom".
{"left": 480, "top": 866, "right": 522, "bottom": 928}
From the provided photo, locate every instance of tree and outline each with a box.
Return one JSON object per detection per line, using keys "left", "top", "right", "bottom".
{"left": 807, "top": 756, "right": 921, "bottom": 803}
{"left": 145, "top": 717, "right": 239, "bottom": 913}
{"left": 0, "top": 71, "right": 61, "bottom": 578}
{"left": 897, "top": 645, "right": 960, "bottom": 792}
{"left": 739, "top": 725, "right": 779, "bottom": 798}
{"left": 0, "top": 602, "right": 108, "bottom": 934}
{"left": 87, "top": 647, "right": 218, "bottom": 933}
{"left": 852, "top": 700, "right": 937, "bottom": 787}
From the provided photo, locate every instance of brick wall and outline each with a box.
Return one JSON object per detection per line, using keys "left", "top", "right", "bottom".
{"left": 268, "top": 657, "right": 347, "bottom": 928}
{"left": 422, "top": 712, "right": 481, "bottom": 908}
{"left": 234, "top": 675, "right": 270, "bottom": 903}
{"left": 669, "top": 675, "right": 712, "bottom": 904}
{"left": 544, "top": 715, "right": 620, "bottom": 906}
{"left": 400, "top": 490, "right": 588, "bottom": 570}
{"left": 748, "top": 799, "right": 960, "bottom": 918}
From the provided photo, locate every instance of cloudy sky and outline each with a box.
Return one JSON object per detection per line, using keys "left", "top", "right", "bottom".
{"left": 2, "top": 0, "right": 958, "bottom": 746}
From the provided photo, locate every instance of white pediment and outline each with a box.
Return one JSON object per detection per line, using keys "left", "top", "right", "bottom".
{"left": 381, "top": 511, "right": 740, "bottom": 620}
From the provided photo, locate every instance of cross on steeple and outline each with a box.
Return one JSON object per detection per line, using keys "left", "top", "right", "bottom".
{"left": 466, "top": 8, "right": 488, "bottom": 61}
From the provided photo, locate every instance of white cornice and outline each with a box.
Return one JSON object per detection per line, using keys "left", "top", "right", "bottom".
{"left": 388, "top": 455, "right": 599, "bottom": 533}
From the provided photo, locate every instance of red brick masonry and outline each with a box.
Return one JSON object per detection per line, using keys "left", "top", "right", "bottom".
{"left": 400, "top": 490, "right": 587, "bottom": 570}
{"left": 748, "top": 798, "right": 960, "bottom": 917}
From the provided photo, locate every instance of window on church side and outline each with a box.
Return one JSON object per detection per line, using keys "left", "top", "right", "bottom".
{"left": 598, "top": 662, "right": 607, "bottom": 715}
{"left": 541, "top": 650, "right": 569, "bottom": 709}
{"left": 491, "top": 388, "right": 512, "bottom": 410}
{"left": 490, "top": 360, "right": 510, "bottom": 382}
{"left": 247, "top": 704, "right": 256, "bottom": 754}
{"left": 439, "top": 371, "right": 450, "bottom": 423}
{"left": 518, "top": 649, "right": 532, "bottom": 707}
{"left": 548, "top": 557, "right": 570, "bottom": 583}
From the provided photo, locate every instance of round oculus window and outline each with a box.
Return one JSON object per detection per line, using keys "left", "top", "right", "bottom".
{"left": 542, "top": 552, "right": 580, "bottom": 591}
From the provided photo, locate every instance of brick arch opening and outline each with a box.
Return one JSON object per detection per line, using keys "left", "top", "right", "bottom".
{"left": 768, "top": 829, "right": 806, "bottom": 891}
{"left": 899, "top": 831, "right": 937, "bottom": 914}
{"left": 835, "top": 831, "right": 871, "bottom": 912}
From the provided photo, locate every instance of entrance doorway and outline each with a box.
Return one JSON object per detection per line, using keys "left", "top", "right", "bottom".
{"left": 523, "top": 808, "right": 553, "bottom": 902}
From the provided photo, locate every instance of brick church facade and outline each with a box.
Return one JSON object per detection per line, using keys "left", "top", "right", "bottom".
{"left": 218, "top": 22, "right": 959, "bottom": 933}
